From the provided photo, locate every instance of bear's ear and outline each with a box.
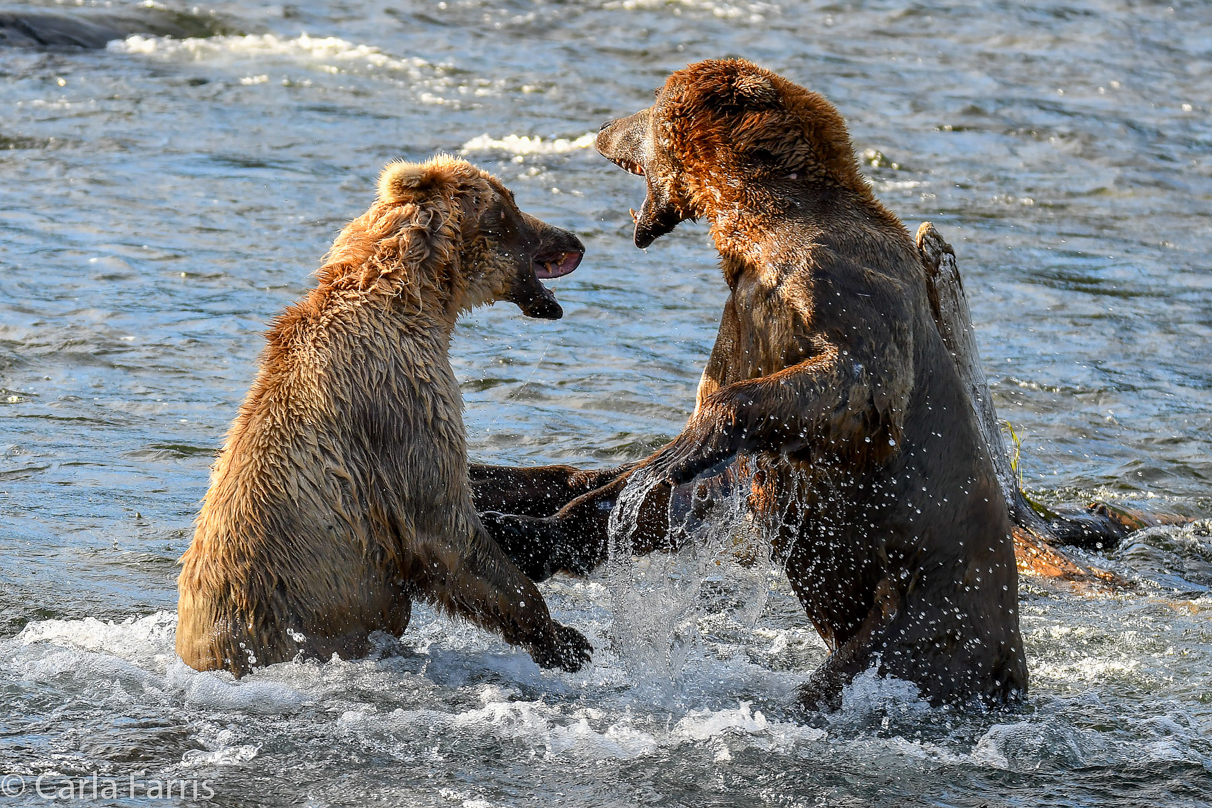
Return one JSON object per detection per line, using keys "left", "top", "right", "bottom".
{"left": 378, "top": 159, "right": 446, "bottom": 205}
{"left": 378, "top": 158, "right": 477, "bottom": 205}
{"left": 732, "top": 72, "right": 778, "bottom": 106}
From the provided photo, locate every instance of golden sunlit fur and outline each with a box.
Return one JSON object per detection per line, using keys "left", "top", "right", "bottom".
{"left": 176, "top": 156, "right": 590, "bottom": 676}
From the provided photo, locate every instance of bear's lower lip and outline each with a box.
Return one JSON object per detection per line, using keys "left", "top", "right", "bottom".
{"left": 521, "top": 279, "right": 562, "bottom": 320}
{"left": 534, "top": 250, "right": 582, "bottom": 279}
{"left": 632, "top": 189, "right": 681, "bottom": 249}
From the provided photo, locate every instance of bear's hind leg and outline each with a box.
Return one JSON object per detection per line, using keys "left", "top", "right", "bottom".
{"left": 797, "top": 578, "right": 902, "bottom": 712}
{"left": 800, "top": 589, "right": 1028, "bottom": 711}
{"left": 875, "top": 594, "right": 1028, "bottom": 708}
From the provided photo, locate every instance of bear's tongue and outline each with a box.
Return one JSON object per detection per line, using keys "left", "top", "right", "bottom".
{"left": 535, "top": 251, "right": 582, "bottom": 279}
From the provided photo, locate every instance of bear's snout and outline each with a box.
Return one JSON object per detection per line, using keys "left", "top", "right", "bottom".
{"left": 595, "top": 109, "right": 649, "bottom": 176}
{"left": 597, "top": 107, "right": 686, "bottom": 249}
{"left": 506, "top": 221, "right": 583, "bottom": 321}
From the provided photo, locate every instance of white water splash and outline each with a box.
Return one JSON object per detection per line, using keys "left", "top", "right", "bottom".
{"left": 603, "top": 461, "right": 771, "bottom": 693}
{"left": 459, "top": 132, "right": 597, "bottom": 155}
{"left": 546, "top": 718, "right": 658, "bottom": 759}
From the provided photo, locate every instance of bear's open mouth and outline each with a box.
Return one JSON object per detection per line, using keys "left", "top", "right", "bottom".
{"left": 534, "top": 250, "right": 582, "bottom": 279}
{"left": 612, "top": 157, "right": 644, "bottom": 176}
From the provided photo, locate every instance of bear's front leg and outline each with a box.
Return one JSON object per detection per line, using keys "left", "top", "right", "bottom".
{"left": 470, "top": 461, "right": 626, "bottom": 581}
{"left": 479, "top": 511, "right": 581, "bottom": 581}
{"left": 469, "top": 462, "right": 635, "bottom": 517}
{"left": 638, "top": 404, "right": 746, "bottom": 488}
{"left": 481, "top": 471, "right": 676, "bottom": 580}
{"left": 415, "top": 526, "right": 593, "bottom": 672}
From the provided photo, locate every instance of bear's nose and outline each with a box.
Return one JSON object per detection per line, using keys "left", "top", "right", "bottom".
{"left": 598, "top": 118, "right": 617, "bottom": 132}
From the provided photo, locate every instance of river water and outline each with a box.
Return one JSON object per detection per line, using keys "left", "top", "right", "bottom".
{"left": 1, "top": 0, "right": 1210, "bottom": 805}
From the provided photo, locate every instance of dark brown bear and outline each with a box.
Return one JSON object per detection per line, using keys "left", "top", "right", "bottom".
{"left": 473, "top": 60, "right": 1028, "bottom": 709}
{"left": 177, "top": 156, "right": 591, "bottom": 676}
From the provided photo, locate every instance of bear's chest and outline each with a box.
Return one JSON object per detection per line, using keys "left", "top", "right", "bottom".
{"left": 724, "top": 276, "right": 817, "bottom": 380}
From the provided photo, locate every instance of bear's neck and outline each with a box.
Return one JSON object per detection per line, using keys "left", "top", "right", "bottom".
{"left": 707, "top": 187, "right": 908, "bottom": 290}
{"left": 286, "top": 284, "right": 458, "bottom": 368}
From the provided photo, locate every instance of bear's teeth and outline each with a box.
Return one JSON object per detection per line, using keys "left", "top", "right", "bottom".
{"left": 629, "top": 208, "right": 639, "bottom": 222}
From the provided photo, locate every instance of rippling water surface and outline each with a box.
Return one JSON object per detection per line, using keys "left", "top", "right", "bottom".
{"left": 2, "top": 1, "right": 1211, "bottom": 805}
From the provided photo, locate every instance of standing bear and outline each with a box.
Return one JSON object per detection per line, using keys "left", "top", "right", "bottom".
{"left": 177, "top": 156, "right": 592, "bottom": 676}
{"left": 473, "top": 60, "right": 1028, "bottom": 709}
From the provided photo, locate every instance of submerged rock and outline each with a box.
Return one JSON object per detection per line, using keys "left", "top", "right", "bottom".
{"left": 0, "top": 9, "right": 239, "bottom": 49}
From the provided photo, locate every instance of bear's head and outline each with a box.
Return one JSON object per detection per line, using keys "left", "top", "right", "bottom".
{"left": 323, "top": 156, "right": 583, "bottom": 321}
{"left": 596, "top": 59, "right": 870, "bottom": 248}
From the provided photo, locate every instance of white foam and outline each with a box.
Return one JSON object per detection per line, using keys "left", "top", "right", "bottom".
{"left": 334, "top": 694, "right": 832, "bottom": 762}
{"left": 602, "top": 0, "right": 778, "bottom": 21}
{"left": 166, "top": 659, "right": 306, "bottom": 713}
{"left": 875, "top": 735, "right": 972, "bottom": 766}
{"left": 109, "top": 33, "right": 433, "bottom": 78}
{"left": 180, "top": 744, "right": 260, "bottom": 766}
{"left": 836, "top": 665, "right": 932, "bottom": 720}
{"left": 7, "top": 612, "right": 306, "bottom": 714}
{"left": 1033, "top": 654, "right": 1141, "bottom": 683}
{"left": 16, "top": 611, "right": 177, "bottom": 663}
{"left": 546, "top": 718, "right": 658, "bottom": 759}
{"left": 673, "top": 701, "right": 825, "bottom": 749}
{"left": 967, "top": 704, "right": 1212, "bottom": 772}
{"left": 343, "top": 699, "right": 557, "bottom": 746}
{"left": 6, "top": 604, "right": 1208, "bottom": 789}
{"left": 437, "top": 789, "right": 495, "bottom": 808}
{"left": 674, "top": 701, "right": 770, "bottom": 740}
{"left": 452, "top": 701, "right": 554, "bottom": 738}
{"left": 459, "top": 133, "right": 597, "bottom": 156}
{"left": 13, "top": 647, "right": 159, "bottom": 691}
{"left": 338, "top": 698, "right": 658, "bottom": 761}
{"left": 971, "top": 720, "right": 1094, "bottom": 770}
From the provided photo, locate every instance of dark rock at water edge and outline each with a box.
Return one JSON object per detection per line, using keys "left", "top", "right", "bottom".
{"left": 0, "top": 8, "right": 241, "bottom": 49}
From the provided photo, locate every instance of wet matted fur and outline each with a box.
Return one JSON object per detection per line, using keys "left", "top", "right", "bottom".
{"left": 473, "top": 61, "right": 1028, "bottom": 710}
{"left": 177, "top": 156, "right": 591, "bottom": 676}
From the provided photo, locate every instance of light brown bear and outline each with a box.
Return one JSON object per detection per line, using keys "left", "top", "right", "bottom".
{"left": 177, "top": 156, "right": 591, "bottom": 676}
{"left": 473, "top": 60, "right": 1028, "bottom": 709}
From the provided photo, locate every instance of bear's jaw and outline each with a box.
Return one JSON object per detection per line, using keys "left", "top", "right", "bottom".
{"left": 630, "top": 184, "right": 685, "bottom": 249}
{"left": 508, "top": 273, "right": 562, "bottom": 320}
{"left": 609, "top": 155, "right": 645, "bottom": 177}
{"left": 597, "top": 108, "right": 690, "bottom": 248}
{"left": 498, "top": 251, "right": 580, "bottom": 320}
